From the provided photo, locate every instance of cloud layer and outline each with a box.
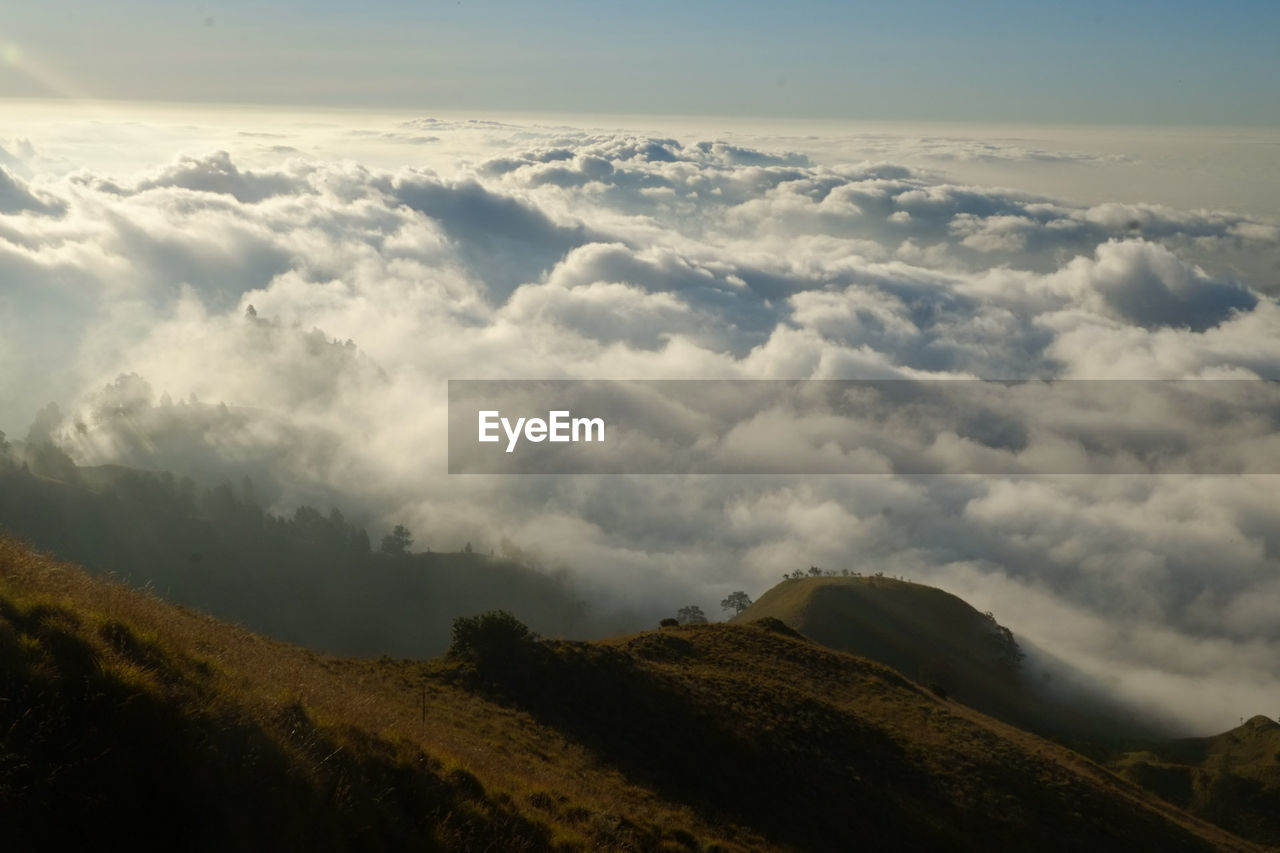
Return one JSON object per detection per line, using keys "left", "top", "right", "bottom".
{"left": 1, "top": 115, "right": 1278, "bottom": 732}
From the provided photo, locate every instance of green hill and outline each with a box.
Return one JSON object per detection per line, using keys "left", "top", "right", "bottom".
{"left": 0, "top": 537, "right": 1260, "bottom": 852}
{"left": 1111, "top": 716, "right": 1280, "bottom": 847}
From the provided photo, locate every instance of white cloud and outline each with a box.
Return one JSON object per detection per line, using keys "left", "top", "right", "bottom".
{"left": 0, "top": 165, "right": 65, "bottom": 215}
{"left": 2, "top": 113, "right": 1278, "bottom": 732}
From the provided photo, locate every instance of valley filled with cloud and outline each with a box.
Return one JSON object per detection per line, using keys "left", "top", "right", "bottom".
{"left": 2, "top": 107, "right": 1278, "bottom": 731}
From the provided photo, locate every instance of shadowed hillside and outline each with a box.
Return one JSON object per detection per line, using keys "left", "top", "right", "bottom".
{"left": 733, "top": 575, "right": 1280, "bottom": 850}
{"left": 0, "top": 538, "right": 1260, "bottom": 852}
{"left": 0, "top": 458, "right": 622, "bottom": 657}
{"left": 732, "top": 575, "right": 1172, "bottom": 750}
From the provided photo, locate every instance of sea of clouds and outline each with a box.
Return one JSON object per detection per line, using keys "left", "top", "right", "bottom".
{"left": 1, "top": 109, "right": 1277, "bottom": 731}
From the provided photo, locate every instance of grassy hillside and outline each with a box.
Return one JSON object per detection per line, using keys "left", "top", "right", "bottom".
{"left": 731, "top": 575, "right": 1020, "bottom": 689}
{"left": 732, "top": 575, "right": 1166, "bottom": 749}
{"left": 1112, "top": 716, "right": 1280, "bottom": 847}
{"left": 0, "top": 460, "right": 615, "bottom": 657}
{"left": 0, "top": 537, "right": 1259, "bottom": 852}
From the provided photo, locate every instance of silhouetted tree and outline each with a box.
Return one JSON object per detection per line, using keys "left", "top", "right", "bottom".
{"left": 676, "top": 605, "right": 707, "bottom": 625}
{"left": 89, "top": 373, "right": 153, "bottom": 422}
{"left": 991, "top": 623, "right": 1024, "bottom": 669}
{"left": 981, "top": 611, "right": 1024, "bottom": 669}
{"left": 659, "top": 617, "right": 680, "bottom": 628}
{"left": 290, "top": 506, "right": 331, "bottom": 542}
{"left": 448, "top": 610, "right": 539, "bottom": 668}
{"left": 380, "top": 524, "right": 413, "bottom": 555}
{"left": 720, "top": 591, "right": 753, "bottom": 615}
{"left": 464, "top": 541, "right": 473, "bottom": 554}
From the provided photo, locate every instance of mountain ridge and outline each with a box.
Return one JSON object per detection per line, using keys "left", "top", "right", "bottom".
{"left": 0, "top": 536, "right": 1262, "bottom": 852}
{"left": 732, "top": 573, "right": 1280, "bottom": 849}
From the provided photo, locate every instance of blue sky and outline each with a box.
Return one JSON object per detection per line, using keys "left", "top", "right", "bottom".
{"left": 2, "top": 0, "right": 1278, "bottom": 123}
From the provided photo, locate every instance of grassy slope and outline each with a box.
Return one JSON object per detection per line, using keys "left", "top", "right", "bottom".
{"left": 736, "top": 575, "right": 1280, "bottom": 850}
{"left": 0, "top": 538, "right": 1259, "bottom": 852}
{"left": 730, "top": 576, "right": 1005, "bottom": 686}
{"left": 732, "top": 577, "right": 1035, "bottom": 725}
{"left": 733, "top": 576, "right": 1162, "bottom": 747}
{"left": 1112, "top": 717, "right": 1280, "bottom": 847}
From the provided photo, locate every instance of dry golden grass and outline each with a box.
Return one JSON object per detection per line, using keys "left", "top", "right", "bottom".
{"left": 0, "top": 536, "right": 756, "bottom": 851}
{"left": 0, "top": 536, "right": 1264, "bottom": 852}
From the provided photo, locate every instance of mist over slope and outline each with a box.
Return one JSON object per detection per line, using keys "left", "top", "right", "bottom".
{"left": 1, "top": 111, "right": 1278, "bottom": 732}
{"left": 0, "top": 454, "right": 626, "bottom": 656}
{"left": 735, "top": 575, "right": 1181, "bottom": 747}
